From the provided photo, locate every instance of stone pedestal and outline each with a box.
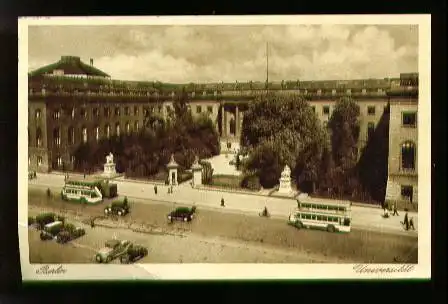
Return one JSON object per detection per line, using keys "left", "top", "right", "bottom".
{"left": 277, "top": 165, "right": 292, "bottom": 194}
{"left": 191, "top": 156, "right": 202, "bottom": 188}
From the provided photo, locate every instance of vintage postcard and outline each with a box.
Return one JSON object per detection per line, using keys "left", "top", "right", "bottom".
{"left": 18, "top": 15, "right": 431, "bottom": 281}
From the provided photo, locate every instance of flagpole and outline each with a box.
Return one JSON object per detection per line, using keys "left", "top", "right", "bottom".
{"left": 266, "top": 42, "right": 269, "bottom": 94}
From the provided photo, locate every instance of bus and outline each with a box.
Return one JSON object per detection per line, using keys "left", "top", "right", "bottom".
{"left": 61, "top": 177, "right": 117, "bottom": 204}
{"left": 288, "top": 194, "right": 352, "bottom": 233}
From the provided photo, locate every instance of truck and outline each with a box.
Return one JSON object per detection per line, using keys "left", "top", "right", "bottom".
{"left": 39, "top": 220, "right": 86, "bottom": 242}
{"left": 34, "top": 213, "right": 65, "bottom": 230}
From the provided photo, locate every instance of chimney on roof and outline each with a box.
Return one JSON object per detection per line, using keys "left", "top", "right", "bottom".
{"left": 90, "top": 58, "right": 93, "bottom": 66}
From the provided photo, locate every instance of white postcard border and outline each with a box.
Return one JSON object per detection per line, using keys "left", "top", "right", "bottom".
{"left": 18, "top": 15, "right": 431, "bottom": 281}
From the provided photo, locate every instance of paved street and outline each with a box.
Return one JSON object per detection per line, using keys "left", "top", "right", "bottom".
{"left": 28, "top": 172, "right": 418, "bottom": 235}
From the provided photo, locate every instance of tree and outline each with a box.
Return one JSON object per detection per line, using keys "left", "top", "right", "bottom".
{"left": 327, "top": 97, "right": 361, "bottom": 196}
{"left": 328, "top": 97, "right": 360, "bottom": 169}
{"left": 244, "top": 140, "right": 283, "bottom": 188}
{"left": 240, "top": 93, "right": 325, "bottom": 190}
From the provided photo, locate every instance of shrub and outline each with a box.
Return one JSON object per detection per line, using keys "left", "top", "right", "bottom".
{"left": 28, "top": 216, "right": 35, "bottom": 226}
{"left": 177, "top": 171, "right": 193, "bottom": 184}
{"left": 212, "top": 175, "right": 242, "bottom": 189}
{"left": 241, "top": 174, "right": 261, "bottom": 191}
{"left": 200, "top": 160, "right": 213, "bottom": 185}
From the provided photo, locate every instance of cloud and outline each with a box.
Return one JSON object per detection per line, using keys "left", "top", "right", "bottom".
{"left": 28, "top": 24, "right": 418, "bottom": 82}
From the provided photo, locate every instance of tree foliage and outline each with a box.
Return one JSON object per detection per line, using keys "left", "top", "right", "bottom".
{"left": 240, "top": 93, "right": 326, "bottom": 188}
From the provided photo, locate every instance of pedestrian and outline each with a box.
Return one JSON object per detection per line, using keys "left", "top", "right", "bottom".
{"left": 170, "top": 185, "right": 173, "bottom": 194}
{"left": 90, "top": 219, "right": 95, "bottom": 228}
{"left": 168, "top": 186, "right": 171, "bottom": 194}
{"left": 154, "top": 185, "right": 158, "bottom": 195}
{"left": 383, "top": 207, "right": 389, "bottom": 218}
{"left": 401, "top": 211, "right": 409, "bottom": 230}
{"left": 221, "top": 197, "right": 225, "bottom": 207}
{"left": 409, "top": 217, "right": 415, "bottom": 230}
{"left": 392, "top": 202, "right": 399, "bottom": 216}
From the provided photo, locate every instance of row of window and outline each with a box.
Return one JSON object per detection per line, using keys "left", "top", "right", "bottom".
{"left": 34, "top": 104, "right": 215, "bottom": 121}
{"left": 52, "top": 122, "right": 141, "bottom": 146}
{"left": 297, "top": 213, "right": 340, "bottom": 223}
{"left": 32, "top": 121, "right": 141, "bottom": 148}
{"left": 311, "top": 105, "right": 386, "bottom": 116}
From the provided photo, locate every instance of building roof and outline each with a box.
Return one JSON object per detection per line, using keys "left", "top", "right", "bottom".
{"left": 29, "top": 56, "right": 110, "bottom": 78}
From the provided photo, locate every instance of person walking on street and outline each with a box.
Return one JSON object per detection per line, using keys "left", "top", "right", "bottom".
{"left": 409, "top": 216, "right": 415, "bottom": 230}
{"left": 401, "top": 211, "right": 409, "bottom": 230}
{"left": 392, "top": 202, "right": 399, "bottom": 216}
{"left": 154, "top": 185, "right": 158, "bottom": 195}
{"left": 221, "top": 197, "right": 225, "bottom": 207}
{"left": 170, "top": 185, "right": 173, "bottom": 194}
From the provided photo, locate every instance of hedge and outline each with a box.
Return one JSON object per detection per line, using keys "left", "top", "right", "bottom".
{"left": 240, "top": 174, "right": 262, "bottom": 191}
{"left": 211, "top": 175, "right": 243, "bottom": 190}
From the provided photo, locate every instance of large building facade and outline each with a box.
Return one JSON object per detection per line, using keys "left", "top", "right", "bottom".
{"left": 27, "top": 56, "right": 418, "bottom": 205}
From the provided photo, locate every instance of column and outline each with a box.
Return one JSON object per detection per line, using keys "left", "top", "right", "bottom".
{"left": 235, "top": 105, "right": 239, "bottom": 138}
{"left": 221, "top": 104, "right": 225, "bottom": 137}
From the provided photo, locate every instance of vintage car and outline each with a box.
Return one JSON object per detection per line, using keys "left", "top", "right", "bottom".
{"left": 40, "top": 221, "right": 64, "bottom": 241}
{"left": 120, "top": 244, "right": 149, "bottom": 264}
{"left": 167, "top": 206, "right": 196, "bottom": 223}
{"left": 95, "top": 239, "right": 132, "bottom": 263}
{"left": 104, "top": 198, "right": 130, "bottom": 217}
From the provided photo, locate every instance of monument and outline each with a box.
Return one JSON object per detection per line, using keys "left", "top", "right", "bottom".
{"left": 190, "top": 156, "right": 202, "bottom": 188}
{"left": 102, "top": 152, "right": 117, "bottom": 177}
{"left": 166, "top": 154, "right": 179, "bottom": 186}
{"left": 277, "top": 165, "right": 293, "bottom": 194}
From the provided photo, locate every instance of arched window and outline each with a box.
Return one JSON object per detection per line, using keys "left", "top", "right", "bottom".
{"left": 68, "top": 126, "right": 75, "bottom": 145}
{"left": 82, "top": 126, "right": 88, "bottom": 143}
{"left": 35, "top": 109, "right": 41, "bottom": 120}
{"left": 135, "top": 121, "right": 139, "bottom": 131}
{"left": 105, "top": 124, "right": 110, "bottom": 139}
{"left": 94, "top": 126, "right": 99, "bottom": 141}
{"left": 115, "top": 123, "right": 120, "bottom": 136}
{"left": 401, "top": 141, "right": 416, "bottom": 170}
{"left": 36, "top": 128, "right": 42, "bottom": 147}
{"left": 53, "top": 127, "right": 61, "bottom": 147}
{"left": 126, "top": 122, "right": 130, "bottom": 135}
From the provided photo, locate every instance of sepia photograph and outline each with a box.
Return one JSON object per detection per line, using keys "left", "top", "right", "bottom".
{"left": 18, "top": 15, "right": 431, "bottom": 280}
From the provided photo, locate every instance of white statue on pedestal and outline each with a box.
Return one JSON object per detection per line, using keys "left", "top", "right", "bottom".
{"left": 103, "top": 152, "right": 116, "bottom": 177}
{"left": 106, "top": 152, "right": 114, "bottom": 164}
{"left": 277, "top": 165, "right": 292, "bottom": 194}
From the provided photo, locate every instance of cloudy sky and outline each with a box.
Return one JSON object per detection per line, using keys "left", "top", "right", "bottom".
{"left": 28, "top": 24, "right": 418, "bottom": 83}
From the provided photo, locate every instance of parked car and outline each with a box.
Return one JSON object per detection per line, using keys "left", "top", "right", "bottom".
{"left": 40, "top": 221, "right": 64, "bottom": 240}
{"left": 104, "top": 198, "right": 130, "bottom": 216}
{"left": 95, "top": 239, "right": 132, "bottom": 263}
{"left": 167, "top": 206, "right": 196, "bottom": 223}
{"left": 120, "top": 244, "right": 149, "bottom": 264}
{"left": 56, "top": 223, "right": 86, "bottom": 244}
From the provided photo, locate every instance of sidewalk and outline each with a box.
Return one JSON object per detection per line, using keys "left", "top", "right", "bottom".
{"left": 29, "top": 172, "right": 419, "bottom": 235}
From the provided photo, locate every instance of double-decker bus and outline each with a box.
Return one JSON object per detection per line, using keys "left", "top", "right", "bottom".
{"left": 288, "top": 194, "right": 352, "bottom": 233}
{"left": 61, "top": 177, "right": 117, "bottom": 204}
